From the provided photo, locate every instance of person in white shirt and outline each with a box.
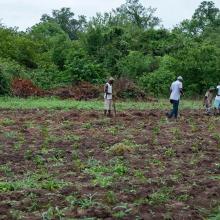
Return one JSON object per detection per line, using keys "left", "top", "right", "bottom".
{"left": 166, "top": 76, "right": 183, "bottom": 119}
{"left": 104, "top": 77, "right": 114, "bottom": 116}
{"left": 214, "top": 83, "right": 220, "bottom": 115}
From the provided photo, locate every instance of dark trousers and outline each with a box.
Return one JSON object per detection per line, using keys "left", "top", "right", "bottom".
{"left": 168, "top": 99, "right": 179, "bottom": 118}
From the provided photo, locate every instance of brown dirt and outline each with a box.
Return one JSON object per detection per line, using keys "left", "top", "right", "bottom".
{"left": 47, "top": 82, "right": 100, "bottom": 100}
{"left": 11, "top": 78, "right": 44, "bottom": 98}
{"left": 11, "top": 79, "right": 151, "bottom": 101}
{"left": 0, "top": 110, "right": 220, "bottom": 219}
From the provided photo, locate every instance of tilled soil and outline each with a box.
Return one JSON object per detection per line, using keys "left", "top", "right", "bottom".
{"left": 0, "top": 109, "right": 220, "bottom": 220}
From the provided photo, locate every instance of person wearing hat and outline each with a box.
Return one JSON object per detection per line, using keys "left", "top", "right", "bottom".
{"left": 214, "top": 83, "right": 220, "bottom": 115}
{"left": 166, "top": 76, "right": 183, "bottom": 119}
{"left": 204, "top": 86, "right": 215, "bottom": 115}
{"left": 104, "top": 77, "right": 114, "bottom": 116}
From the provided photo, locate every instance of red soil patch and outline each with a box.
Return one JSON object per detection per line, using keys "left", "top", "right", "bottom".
{"left": 11, "top": 78, "right": 44, "bottom": 97}
{"left": 49, "top": 82, "right": 100, "bottom": 100}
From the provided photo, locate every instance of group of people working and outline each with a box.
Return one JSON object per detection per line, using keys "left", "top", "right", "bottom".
{"left": 103, "top": 76, "right": 220, "bottom": 118}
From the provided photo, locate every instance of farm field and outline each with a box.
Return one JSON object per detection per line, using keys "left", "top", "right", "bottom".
{"left": 0, "top": 99, "right": 220, "bottom": 219}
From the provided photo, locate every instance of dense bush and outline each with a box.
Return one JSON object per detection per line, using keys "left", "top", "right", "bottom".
{"left": 29, "top": 68, "right": 70, "bottom": 90}
{"left": 139, "top": 56, "right": 176, "bottom": 97}
{"left": 0, "top": 70, "right": 10, "bottom": 95}
{"left": 140, "top": 70, "right": 175, "bottom": 97}
{"left": 172, "top": 43, "right": 220, "bottom": 96}
{"left": 117, "top": 51, "right": 157, "bottom": 80}
{"left": 0, "top": 58, "right": 27, "bottom": 95}
{"left": 64, "top": 49, "right": 107, "bottom": 84}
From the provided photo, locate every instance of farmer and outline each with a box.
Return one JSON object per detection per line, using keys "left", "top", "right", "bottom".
{"left": 214, "top": 83, "right": 220, "bottom": 115}
{"left": 204, "top": 86, "right": 215, "bottom": 115}
{"left": 104, "top": 77, "right": 114, "bottom": 116}
{"left": 166, "top": 76, "right": 183, "bottom": 120}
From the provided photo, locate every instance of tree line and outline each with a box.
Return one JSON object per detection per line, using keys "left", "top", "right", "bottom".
{"left": 0, "top": 0, "right": 219, "bottom": 97}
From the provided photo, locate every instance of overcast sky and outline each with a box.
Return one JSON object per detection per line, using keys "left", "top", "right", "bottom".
{"left": 0, "top": 0, "right": 220, "bottom": 30}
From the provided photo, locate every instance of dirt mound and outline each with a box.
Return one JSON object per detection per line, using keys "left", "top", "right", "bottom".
{"left": 114, "top": 78, "right": 149, "bottom": 101}
{"left": 49, "top": 82, "right": 100, "bottom": 100}
{"left": 11, "top": 78, "right": 44, "bottom": 98}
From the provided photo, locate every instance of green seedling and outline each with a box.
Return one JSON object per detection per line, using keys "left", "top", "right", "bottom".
{"left": 170, "top": 171, "right": 183, "bottom": 183}
{"left": 65, "top": 134, "right": 81, "bottom": 142}
{"left": 189, "top": 120, "right": 198, "bottom": 133}
{"left": 171, "top": 127, "right": 181, "bottom": 139}
{"left": 82, "top": 122, "right": 92, "bottom": 129}
{"left": 164, "top": 147, "right": 176, "bottom": 157}
{"left": 0, "top": 118, "right": 15, "bottom": 126}
{"left": 26, "top": 192, "right": 39, "bottom": 212}
{"left": 134, "top": 169, "right": 147, "bottom": 182}
{"left": 0, "top": 164, "right": 13, "bottom": 177}
{"left": 212, "top": 133, "right": 220, "bottom": 148}
{"left": 4, "top": 131, "right": 18, "bottom": 139}
{"left": 147, "top": 187, "right": 172, "bottom": 205}
{"left": 42, "top": 206, "right": 65, "bottom": 220}
{"left": 105, "top": 191, "right": 117, "bottom": 205}
{"left": 67, "top": 193, "right": 98, "bottom": 209}
{"left": 176, "top": 194, "right": 190, "bottom": 202}
{"left": 92, "top": 175, "right": 113, "bottom": 188}
{"left": 113, "top": 203, "right": 132, "bottom": 219}
{"left": 33, "top": 154, "right": 46, "bottom": 166}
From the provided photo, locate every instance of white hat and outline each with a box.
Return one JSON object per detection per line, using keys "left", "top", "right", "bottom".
{"left": 177, "top": 76, "right": 183, "bottom": 81}
{"left": 109, "top": 77, "right": 115, "bottom": 81}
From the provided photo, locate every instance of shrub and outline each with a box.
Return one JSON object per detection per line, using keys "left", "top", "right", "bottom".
{"left": 117, "top": 51, "right": 157, "bottom": 80}
{"left": 0, "top": 58, "right": 27, "bottom": 95}
{"left": 0, "top": 70, "right": 10, "bottom": 95}
{"left": 139, "top": 55, "right": 176, "bottom": 97}
{"left": 29, "top": 67, "right": 71, "bottom": 90}
{"left": 64, "top": 49, "right": 107, "bottom": 84}
{"left": 140, "top": 69, "right": 175, "bottom": 97}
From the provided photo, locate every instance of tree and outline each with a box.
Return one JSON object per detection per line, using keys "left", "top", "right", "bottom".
{"left": 193, "top": 1, "right": 220, "bottom": 31}
{"left": 114, "top": 0, "right": 160, "bottom": 29}
{"left": 28, "top": 21, "right": 71, "bottom": 70}
{"left": 171, "top": 42, "right": 220, "bottom": 95}
{"left": 176, "top": 1, "right": 220, "bottom": 36}
{"left": 41, "top": 8, "right": 86, "bottom": 40}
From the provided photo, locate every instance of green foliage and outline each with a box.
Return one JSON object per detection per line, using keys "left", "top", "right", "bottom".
{"left": 0, "top": 58, "right": 27, "bottom": 95}
{"left": 41, "top": 7, "right": 86, "bottom": 40}
{"left": 64, "top": 49, "right": 107, "bottom": 84}
{"left": 0, "top": 1, "right": 219, "bottom": 97}
{"left": 29, "top": 68, "right": 70, "bottom": 89}
{"left": 177, "top": 1, "right": 220, "bottom": 36}
{"left": 0, "top": 70, "right": 10, "bottom": 95}
{"left": 172, "top": 42, "right": 220, "bottom": 96}
{"left": 139, "top": 56, "right": 176, "bottom": 97}
{"left": 117, "top": 51, "right": 155, "bottom": 80}
{"left": 0, "top": 171, "right": 68, "bottom": 192}
{"left": 115, "top": 0, "right": 160, "bottom": 29}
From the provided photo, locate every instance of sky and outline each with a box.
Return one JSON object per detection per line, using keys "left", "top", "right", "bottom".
{"left": 0, "top": 0, "right": 220, "bottom": 30}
